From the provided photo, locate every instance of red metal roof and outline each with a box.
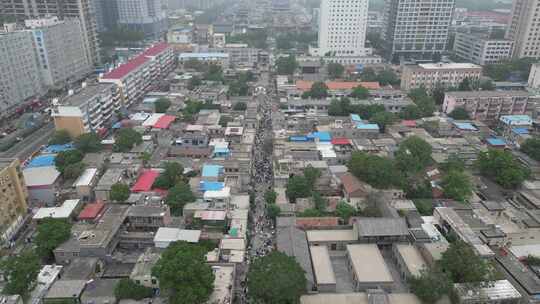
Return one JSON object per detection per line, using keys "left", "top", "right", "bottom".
{"left": 331, "top": 137, "right": 351, "bottom": 145}
{"left": 101, "top": 43, "right": 170, "bottom": 80}
{"left": 296, "top": 217, "right": 339, "bottom": 229}
{"left": 78, "top": 202, "right": 105, "bottom": 220}
{"left": 154, "top": 115, "right": 176, "bottom": 129}
{"left": 131, "top": 170, "right": 160, "bottom": 192}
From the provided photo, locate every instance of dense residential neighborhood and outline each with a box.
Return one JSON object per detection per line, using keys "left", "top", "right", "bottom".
{"left": 1, "top": 0, "right": 540, "bottom": 303}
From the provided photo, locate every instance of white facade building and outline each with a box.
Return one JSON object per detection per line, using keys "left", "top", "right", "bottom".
{"left": 506, "top": 0, "right": 540, "bottom": 58}
{"left": 453, "top": 32, "right": 513, "bottom": 65}
{"left": 528, "top": 63, "right": 540, "bottom": 89}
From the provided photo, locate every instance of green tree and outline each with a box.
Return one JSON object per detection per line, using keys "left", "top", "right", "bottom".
{"left": 187, "top": 76, "right": 202, "bottom": 90}
{"left": 302, "top": 81, "right": 328, "bottom": 99}
{"left": 408, "top": 87, "right": 429, "bottom": 100}
{"left": 303, "top": 166, "right": 321, "bottom": 190}
{"left": 233, "top": 102, "right": 247, "bottom": 111}
{"left": 55, "top": 149, "right": 84, "bottom": 174}
{"left": 442, "top": 170, "right": 472, "bottom": 202}
{"left": 286, "top": 175, "right": 311, "bottom": 203}
{"left": 63, "top": 161, "right": 86, "bottom": 179}
{"left": 184, "top": 58, "right": 204, "bottom": 70}
{"left": 264, "top": 190, "right": 277, "bottom": 205}
{"left": 0, "top": 250, "right": 40, "bottom": 296}
{"left": 348, "top": 152, "right": 404, "bottom": 189}
{"left": 114, "top": 128, "right": 142, "bottom": 152}
{"left": 267, "top": 204, "right": 281, "bottom": 220}
{"left": 409, "top": 267, "right": 452, "bottom": 304}
{"left": 276, "top": 55, "right": 298, "bottom": 75}
{"left": 155, "top": 98, "right": 172, "bottom": 113}
{"left": 298, "top": 208, "right": 324, "bottom": 217}
{"left": 110, "top": 182, "right": 130, "bottom": 202}
{"left": 476, "top": 149, "right": 530, "bottom": 189}
{"left": 335, "top": 201, "right": 357, "bottom": 223}
{"left": 35, "top": 218, "right": 72, "bottom": 258}
{"left": 312, "top": 192, "right": 328, "bottom": 212}
{"left": 49, "top": 130, "right": 72, "bottom": 145}
{"left": 439, "top": 240, "right": 490, "bottom": 283}
{"left": 114, "top": 279, "right": 153, "bottom": 300}
{"left": 431, "top": 84, "right": 447, "bottom": 105}
{"left": 440, "top": 154, "right": 466, "bottom": 173}
{"left": 521, "top": 137, "right": 540, "bottom": 161}
{"left": 152, "top": 242, "right": 215, "bottom": 304}
{"left": 458, "top": 77, "right": 473, "bottom": 91}
{"left": 377, "top": 69, "right": 400, "bottom": 86}
{"left": 165, "top": 182, "right": 195, "bottom": 215}
{"left": 415, "top": 96, "right": 437, "bottom": 117}
{"left": 153, "top": 162, "right": 185, "bottom": 190}
{"left": 362, "top": 192, "right": 383, "bottom": 217}
{"left": 349, "top": 85, "right": 370, "bottom": 99}
{"left": 448, "top": 107, "right": 471, "bottom": 120}
{"left": 328, "top": 98, "right": 351, "bottom": 116}
{"left": 360, "top": 67, "right": 378, "bottom": 82}
{"left": 480, "top": 79, "right": 495, "bottom": 90}
{"left": 203, "top": 64, "right": 224, "bottom": 82}
{"left": 247, "top": 251, "right": 306, "bottom": 304}
{"left": 140, "top": 151, "right": 152, "bottom": 167}
{"left": 74, "top": 132, "right": 102, "bottom": 153}
{"left": 370, "top": 111, "right": 396, "bottom": 132}
{"left": 327, "top": 62, "right": 345, "bottom": 79}
{"left": 395, "top": 136, "right": 433, "bottom": 174}
{"left": 400, "top": 104, "right": 422, "bottom": 120}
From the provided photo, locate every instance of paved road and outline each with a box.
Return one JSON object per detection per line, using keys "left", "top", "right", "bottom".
{"left": 0, "top": 123, "right": 54, "bottom": 160}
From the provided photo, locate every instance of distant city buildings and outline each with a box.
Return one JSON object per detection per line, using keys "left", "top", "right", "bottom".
{"left": 382, "top": 0, "right": 455, "bottom": 62}
{"left": 506, "top": 0, "right": 540, "bottom": 58}
{"left": 116, "top": 0, "right": 168, "bottom": 39}
{"left": 453, "top": 31, "right": 513, "bottom": 65}
{"left": 400, "top": 63, "right": 482, "bottom": 91}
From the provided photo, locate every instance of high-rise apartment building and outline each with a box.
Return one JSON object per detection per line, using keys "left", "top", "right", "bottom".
{"left": 25, "top": 17, "right": 92, "bottom": 87}
{"left": 116, "top": 0, "right": 168, "bottom": 39}
{"left": 401, "top": 63, "right": 482, "bottom": 91}
{"left": 0, "top": 27, "right": 45, "bottom": 115}
{"left": 382, "top": 0, "right": 455, "bottom": 62}
{"left": 93, "top": 0, "right": 119, "bottom": 32}
{"left": 0, "top": 158, "right": 29, "bottom": 246}
{"left": 315, "top": 0, "right": 369, "bottom": 57}
{"left": 0, "top": 0, "right": 101, "bottom": 65}
{"left": 506, "top": 0, "right": 540, "bottom": 58}
{"left": 453, "top": 31, "right": 513, "bottom": 65}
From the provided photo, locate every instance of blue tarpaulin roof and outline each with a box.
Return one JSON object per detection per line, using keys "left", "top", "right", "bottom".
{"left": 512, "top": 128, "right": 529, "bottom": 135}
{"left": 289, "top": 136, "right": 310, "bottom": 142}
{"left": 43, "top": 143, "right": 74, "bottom": 154}
{"left": 200, "top": 181, "right": 225, "bottom": 191}
{"left": 26, "top": 155, "right": 56, "bottom": 168}
{"left": 453, "top": 122, "right": 477, "bottom": 131}
{"left": 213, "top": 147, "right": 230, "bottom": 154}
{"left": 486, "top": 138, "right": 506, "bottom": 146}
{"left": 202, "top": 164, "right": 223, "bottom": 177}
{"left": 350, "top": 114, "right": 362, "bottom": 122}
{"left": 308, "top": 132, "right": 332, "bottom": 142}
{"left": 112, "top": 122, "right": 122, "bottom": 129}
{"left": 356, "top": 123, "right": 379, "bottom": 130}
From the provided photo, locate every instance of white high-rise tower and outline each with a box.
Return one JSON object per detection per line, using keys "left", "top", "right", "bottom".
{"left": 316, "top": 0, "right": 369, "bottom": 57}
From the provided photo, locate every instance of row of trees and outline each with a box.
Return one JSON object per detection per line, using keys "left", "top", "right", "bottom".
{"left": 50, "top": 130, "right": 103, "bottom": 179}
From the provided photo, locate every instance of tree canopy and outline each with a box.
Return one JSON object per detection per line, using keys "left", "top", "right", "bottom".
{"left": 49, "top": 130, "right": 72, "bottom": 145}
{"left": 233, "top": 102, "right": 247, "bottom": 111}
{"left": 54, "top": 149, "right": 84, "bottom": 175}
{"left": 110, "top": 182, "right": 130, "bottom": 202}
{"left": 349, "top": 85, "right": 370, "bottom": 99}
{"left": 35, "top": 218, "right": 72, "bottom": 258}
{"left": 442, "top": 170, "right": 472, "bottom": 202}
{"left": 0, "top": 250, "right": 40, "bottom": 296}
{"left": 276, "top": 55, "right": 298, "bottom": 75}
{"left": 448, "top": 107, "right": 471, "bottom": 120}
{"left": 408, "top": 87, "right": 436, "bottom": 117}
{"left": 153, "top": 162, "right": 186, "bottom": 190}
{"left": 165, "top": 182, "right": 195, "bottom": 216}
{"left": 348, "top": 151, "right": 404, "bottom": 189}
{"left": 302, "top": 81, "right": 328, "bottom": 99}
{"left": 483, "top": 58, "right": 536, "bottom": 81}
{"left": 439, "top": 240, "right": 490, "bottom": 283}
{"left": 409, "top": 267, "right": 452, "bottom": 304}
{"left": 476, "top": 149, "right": 530, "bottom": 189}
{"left": 359, "top": 68, "right": 400, "bottom": 86}
{"left": 521, "top": 137, "right": 540, "bottom": 161}
{"left": 114, "top": 128, "right": 143, "bottom": 152}
{"left": 155, "top": 98, "right": 172, "bottom": 113}
{"left": 369, "top": 111, "right": 396, "bottom": 132}
{"left": 303, "top": 166, "right": 321, "bottom": 191}
{"left": 327, "top": 62, "right": 345, "bottom": 79}
{"left": 247, "top": 251, "right": 306, "bottom": 304}
{"left": 335, "top": 201, "right": 357, "bottom": 223}
{"left": 264, "top": 190, "right": 277, "bottom": 205}
{"left": 395, "top": 136, "right": 433, "bottom": 174}
{"left": 114, "top": 279, "right": 153, "bottom": 300}
{"left": 152, "top": 241, "right": 215, "bottom": 304}
{"left": 74, "top": 132, "right": 102, "bottom": 153}
{"left": 286, "top": 175, "right": 312, "bottom": 203}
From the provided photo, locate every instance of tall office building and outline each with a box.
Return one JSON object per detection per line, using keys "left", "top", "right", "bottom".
{"left": 0, "top": 27, "right": 45, "bottom": 114}
{"left": 506, "top": 0, "right": 540, "bottom": 58}
{"left": 26, "top": 17, "right": 92, "bottom": 87}
{"left": 116, "top": 0, "right": 168, "bottom": 39}
{"left": 316, "top": 0, "right": 369, "bottom": 57}
{"left": 93, "top": 0, "right": 119, "bottom": 32}
{"left": 0, "top": 0, "right": 101, "bottom": 65}
{"left": 382, "top": 0, "right": 455, "bottom": 62}
{"left": 0, "top": 158, "right": 29, "bottom": 246}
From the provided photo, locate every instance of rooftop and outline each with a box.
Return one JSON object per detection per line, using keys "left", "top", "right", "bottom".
{"left": 62, "top": 83, "right": 114, "bottom": 107}
{"left": 394, "top": 244, "right": 427, "bottom": 277}
{"left": 23, "top": 166, "right": 61, "bottom": 186}
{"left": 354, "top": 217, "right": 409, "bottom": 237}
{"left": 417, "top": 63, "right": 481, "bottom": 69}
{"left": 73, "top": 168, "right": 98, "bottom": 187}
{"left": 102, "top": 43, "right": 169, "bottom": 80}
{"left": 34, "top": 199, "right": 80, "bottom": 220}
{"left": 310, "top": 245, "right": 336, "bottom": 286}
{"left": 78, "top": 202, "right": 106, "bottom": 221}
{"left": 296, "top": 80, "right": 380, "bottom": 91}
{"left": 346, "top": 244, "right": 393, "bottom": 283}
{"left": 131, "top": 170, "right": 160, "bottom": 192}
{"left": 45, "top": 280, "right": 86, "bottom": 299}
{"left": 445, "top": 90, "right": 530, "bottom": 98}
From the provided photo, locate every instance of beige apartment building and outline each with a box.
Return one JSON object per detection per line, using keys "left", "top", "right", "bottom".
{"left": 400, "top": 63, "right": 482, "bottom": 91}
{"left": 506, "top": 0, "right": 540, "bottom": 58}
{"left": 0, "top": 158, "right": 29, "bottom": 246}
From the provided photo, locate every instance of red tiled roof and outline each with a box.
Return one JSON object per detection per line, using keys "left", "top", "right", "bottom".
{"left": 78, "top": 202, "right": 105, "bottom": 220}
{"left": 154, "top": 115, "right": 176, "bottom": 129}
{"left": 295, "top": 80, "right": 380, "bottom": 91}
{"left": 331, "top": 137, "right": 351, "bottom": 145}
{"left": 296, "top": 217, "right": 340, "bottom": 229}
{"left": 402, "top": 120, "right": 417, "bottom": 127}
{"left": 131, "top": 170, "right": 160, "bottom": 192}
{"left": 101, "top": 43, "right": 170, "bottom": 80}
{"left": 340, "top": 173, "right": 367, "bottom": 196}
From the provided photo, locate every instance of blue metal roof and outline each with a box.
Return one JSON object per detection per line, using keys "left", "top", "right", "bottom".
{"left": 499, "top": 115, "right": 532, "bottom": 126}
{"left": 356, "top": 123, "right": 379, "bottom": 130}
{"left": 512, "top": 128, "right": 529, "bottom": 135}
{"left": 26, "top": 155, "right": 56, "bottom": 168}
{"left": 486, "top": 138, "right": 506, "bottom": 146}
{"left": 453, "top": 122, "right": 477, "bottom": 131}
{"left": 43, "top": 143, "right": 74, "bottom": 154}
{"left": 289, "top": 136, "right": 310, "bottom": 142}
{"left": 350, "top": 114, "right": 362, "bottom": 122}
{"left": 308, "top": 132, "right": 332, "bottom": 142}
{"left": 202, "top": 164, "right": 223, "bottom": 177}
{"left": 200, "top": 181, "right": 224, "bottom": 192}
